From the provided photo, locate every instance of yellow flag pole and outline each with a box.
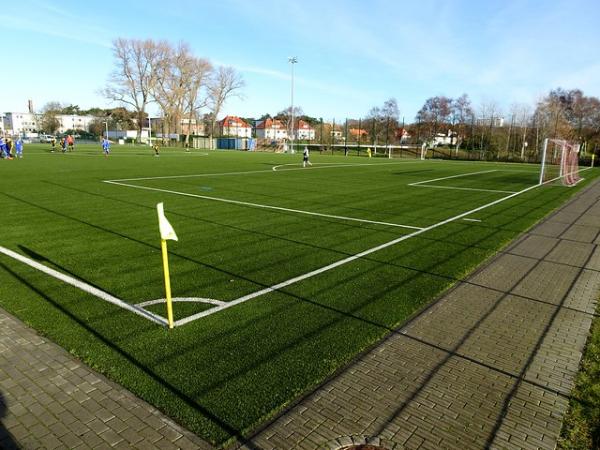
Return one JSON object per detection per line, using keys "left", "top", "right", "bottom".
{"left": 160, "top": 238, "right": 175, "bottom": 329}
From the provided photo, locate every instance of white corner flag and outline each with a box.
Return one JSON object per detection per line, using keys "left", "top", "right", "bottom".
{"left": 157, "top": 202, "right": 177, "bottom": 329}
{"left": 157, "top": 202, "right": 178, "bottom": 241}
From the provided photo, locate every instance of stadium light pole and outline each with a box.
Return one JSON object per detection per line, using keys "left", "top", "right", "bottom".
{"left": 288, "top": 56, "right": 297, "bottom": 153}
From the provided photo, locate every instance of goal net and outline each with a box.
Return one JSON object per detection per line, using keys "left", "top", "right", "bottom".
{"left": 385, "top": 145, "right": 421, "bottom": 159}
{"left": 539, "top": 139, "right": 581, "bottom": 186}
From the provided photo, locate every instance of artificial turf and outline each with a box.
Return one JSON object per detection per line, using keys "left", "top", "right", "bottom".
{"left": 0, "top": 144, "right": 597, "bottom": 446}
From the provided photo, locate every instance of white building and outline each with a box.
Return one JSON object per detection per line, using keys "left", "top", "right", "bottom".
{"left": 56, "top": 114, "right": 96, "bottom": 134}
{"left": 3, "top": 112, "right": 40, "bottom": 135}
{"left": 220, "top": 116, "right": 252, "bottom": 138}
{"left": 2, "top": 111, "right": 96, "bottom": 135}
{"left": 476, "top": 116, "right": 505, "bottom": 127}
{"left": 296, "top": 119, "right": 315, "bottom": 140}
{"left": 255, "top": 118, "right": 288, "bottom": 140}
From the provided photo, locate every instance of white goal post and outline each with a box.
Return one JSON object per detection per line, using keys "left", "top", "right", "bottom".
{"left": 539, "top": 138, "right": 581, "bottom": 186}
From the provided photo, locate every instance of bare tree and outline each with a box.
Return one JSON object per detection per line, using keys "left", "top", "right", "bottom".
{"left": 275, "top": 106, "right": 304, "bottom": 139}
{"left": 102, "top": 38, "right": 167, "bottom": 142}
{"left": 40, "top": 102, "right": 64, "bottom": 134}
{"left": 416, "top": 96, "right": 452, "bottom": 140}
{"left": 451, "top": 94, "right": 474, "bottom": 151}
{"left": 183, "top": 57, "right": 212, "bottom": 145}
{"left": 207, "top": 66, "right": 245, "bottom": 148}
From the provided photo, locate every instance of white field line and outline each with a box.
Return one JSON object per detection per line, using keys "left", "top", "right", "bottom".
{"left": 0, "top": 246, "right": 168, "bottom": 326}
{"left": 462, "top": 218, "right": 482, "bottom": 222}
{"left": 136, "top": 297, "right": 226, "bottom": 307}
{"left": 174, "top": 167, "right": 593, "bottom": 326}
{"left": 102, "top": 181, "right": 425, "bottom": 230}
{"left": 30, "top": 152, "right": 210, "bottom": 158}
{"left": 271, "top": 162, "right": 388, "bottom": 171}
{"left": 410, "top": 185, "right": 517, "bottom": 194}
{"left": 408, "top": 169, "right": 498, "bottom": 186}
{"left": 105, "top": 160, "right": 423, "bottom": 182}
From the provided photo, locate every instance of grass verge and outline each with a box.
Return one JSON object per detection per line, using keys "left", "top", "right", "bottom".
{"left": 558, "top": 298, "right": 600, "bottom": 450}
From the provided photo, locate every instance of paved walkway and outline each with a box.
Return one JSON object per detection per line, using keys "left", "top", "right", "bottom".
{"left": 1, "top": 179, "right": 599, "bottom": 450}
{"left": 241, "top": 179, "right": 600, "bottom": 450}
{"left": 0, "top": 312, "right": 212, "bottom": 450}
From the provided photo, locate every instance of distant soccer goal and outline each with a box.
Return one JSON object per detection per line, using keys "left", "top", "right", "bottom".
{"left": 384, "top": 145, "right": 421, "bottom": 159}
{"left": 539, "top": 139, "right": 581, "bottom": 186}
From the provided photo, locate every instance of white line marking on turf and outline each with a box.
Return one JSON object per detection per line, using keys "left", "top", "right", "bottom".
{"left": 408, "top": 169, "right": 498, "bottom": 186}
{"left": 0, "top": 246, "right": 168, "bottom": 326}
{"left": 136, "top": 297, "right": 226, "bottom": 307}
{"left": 103, "top": 181, "right": 425, "bottom": 230}
{"left": 173, "top": 167, "right": 593, "bottom": 327}
{"left": 271, "top": 162, "right": 387, "bottom": 171}
{"left": 410, "top": 185, "right": 517, "bottom": 194}
{"left": 462, "top": 218, "right": 482, "bottom": 222}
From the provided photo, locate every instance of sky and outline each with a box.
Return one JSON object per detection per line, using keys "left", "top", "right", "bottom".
{"left": 1, "top": 0, "right": 599, "bottom": 122}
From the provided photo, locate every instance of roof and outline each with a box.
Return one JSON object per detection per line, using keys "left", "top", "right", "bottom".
{"left": 256, "top": 118, "right": 284, "bottom": 129}
{"left": 221, "top": 115, "right": 251, "bottom": 128}
{"left": 349, "top": 128, "right": 368, "bottom": 136}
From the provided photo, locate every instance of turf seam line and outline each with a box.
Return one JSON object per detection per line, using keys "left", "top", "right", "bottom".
{"left": 102, "top": 181, "right": 425, "bottom": 230}
{"left": 173, "top": 166, "right": 594, "bottom": 326}
{"left": 0, "top": 246, "right": 168, "bottom": 326}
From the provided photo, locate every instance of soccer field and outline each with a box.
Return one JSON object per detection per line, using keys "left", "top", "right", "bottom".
{"left": 0, "top": 144, "right": 597, "bottom": 445}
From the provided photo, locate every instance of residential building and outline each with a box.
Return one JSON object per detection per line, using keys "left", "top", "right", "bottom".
{"left": 3, "top": 112, "right": 40, "bottom": 135}
{"left": 2, "top": 112, "right": 96, "bottom": 135}
{"left": 255, "top": 118, "right": 288, "bottom": 140}
{"left": 349, "top": 128, "right": 368, "bottom": 140}
{"left": 56, "top": 114, "right": 96, "bottom": 133}
{"left": 145, "top": 117, "right": 205, "bottom": 136}
{"left": 295, "top": 119, "right": 315, "bottom": 140}
{"left": 476, "top": 116, "right": 505, "bottom": 127}
{"left": 396, "top": 128, "right": 411, "bottom": 142}
{"left": 220, "top": 116, "right": 252, "bottom": 138}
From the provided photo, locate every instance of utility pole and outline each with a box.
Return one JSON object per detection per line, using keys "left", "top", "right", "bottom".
{"left": 288, "top": 56, "right": 298, "bottom": 153}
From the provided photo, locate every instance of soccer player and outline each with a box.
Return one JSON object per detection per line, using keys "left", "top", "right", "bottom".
{"left": 302, "top": 146, "right": 312, "bottom": 168}
{"left": 60, "top": 137, "right": 67, "bottom": 153}
{"left": 67, "top": 134, "right": 75, "bottom": 152}
{"left": 15, "top": 137, "right": 24, "bottom": 158}
{"left": 0, "top": 136, "right": 8, "bottom": 159}
{"left": 153, "top": 143, "right": 160, "bottom": 157}
{"left": 51, "top": 137, "right": 56, "bottom": 152}
{"left": 5, "top": 138, "right": 13, "bottom": 158}
{"left": 102, "top": 137, "right": 110, "bottom": 157}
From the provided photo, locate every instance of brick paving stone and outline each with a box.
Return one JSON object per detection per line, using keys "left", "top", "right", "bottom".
{"left": 0, "top": 310, "right": 212, "bottom": 450}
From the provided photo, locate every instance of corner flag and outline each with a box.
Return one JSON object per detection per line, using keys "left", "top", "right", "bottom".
{"left": 157, "top": 202, "right": 178, "bottom": 241}
{"left": 157, "top": 203, "right": 177, "bottom": 329}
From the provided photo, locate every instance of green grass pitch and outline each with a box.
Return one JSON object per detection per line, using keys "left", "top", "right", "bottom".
{"left": 0, "top": 144, "right": 597, "bottom": 446}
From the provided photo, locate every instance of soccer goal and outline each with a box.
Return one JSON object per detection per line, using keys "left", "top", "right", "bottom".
{"left": 539, "top": 138, "right": 581, "bottom": 186}
{"left": 385, "top": 145, "right": 421, "bottom": 159}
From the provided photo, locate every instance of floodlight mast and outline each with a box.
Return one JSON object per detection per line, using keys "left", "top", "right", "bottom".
{"left": 288, "top": 56, "right": 298, "bottom": 153}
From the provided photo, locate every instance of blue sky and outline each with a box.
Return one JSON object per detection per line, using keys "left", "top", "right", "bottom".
{"left": 2, "top": 0, "right": 599, "bottom": 121}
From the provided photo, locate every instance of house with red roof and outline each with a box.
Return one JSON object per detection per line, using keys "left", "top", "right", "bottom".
{"left": 219, "top": 116, "right": 252, "bottom": 138}
{"left": 295, "top": 119, "right": 315, "bottom": 140}
{"left": 255, "top": 118, "right": 288, "bottom": 140}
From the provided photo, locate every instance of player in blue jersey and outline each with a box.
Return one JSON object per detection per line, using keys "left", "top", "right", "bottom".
{"left": 15, "top": 137, "right": 24, "bottom": 158}
{"left": 0, "top": 136, "right": 11, "bottom": 159}
{"left": 102, "top": 137, "right": 110, "bottom": 157}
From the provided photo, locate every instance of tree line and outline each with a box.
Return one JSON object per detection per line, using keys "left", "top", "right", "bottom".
{"left": 102, "top": 38, "right": 244, "bottom": 144}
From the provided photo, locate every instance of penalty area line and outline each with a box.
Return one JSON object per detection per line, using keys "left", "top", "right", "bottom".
{"left": 0, "top": 246, "right": 168, "bottom": 326}
{"left": 103, "top": 180, "right": 425, "bottom": 230}
{"left": 174, "top": 168, "right": 591, "bottom": 326}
